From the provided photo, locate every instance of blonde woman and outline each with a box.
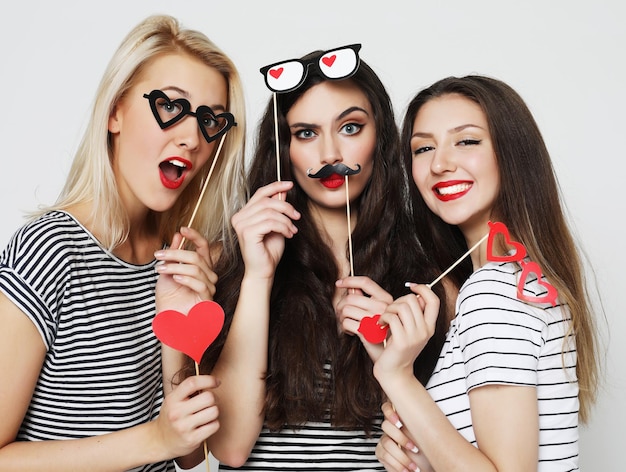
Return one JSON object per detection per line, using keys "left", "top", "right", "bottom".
{"left": 0, "top": 15, "right": 245, "bottom": 471}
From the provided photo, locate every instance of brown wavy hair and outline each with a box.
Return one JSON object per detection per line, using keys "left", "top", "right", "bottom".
{"left": 400, "top": 75, "right": 599, "bottom": 422}
{"left": 201, "top": 52, "right": 448, "bottom": 432}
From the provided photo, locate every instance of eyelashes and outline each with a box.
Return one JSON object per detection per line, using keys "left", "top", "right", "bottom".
{"left": 412, "top": 138, "right": 482, "bottom": 155}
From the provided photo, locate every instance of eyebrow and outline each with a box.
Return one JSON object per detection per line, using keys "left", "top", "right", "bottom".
{"left": 411, "top": 123, "right": 485, "bottom": 139}
{"left": 289, "top": 106, "right": 370, "bottom": 129}
{"left": 161, "top": 86, "right": 226, "bottom": 112}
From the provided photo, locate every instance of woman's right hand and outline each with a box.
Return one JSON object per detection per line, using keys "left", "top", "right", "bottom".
{"left": 376, "top": 401, "right": 429, "bottom": 472}
{"left": 154, "top": 374, "right": 221, "bottom": 459}
{"left": 231, "top": 181, "right": 300, "bottom": 279}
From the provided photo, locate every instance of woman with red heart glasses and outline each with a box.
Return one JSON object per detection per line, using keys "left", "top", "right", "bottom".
{"left": 184, "top": 45, "right": 451, "bottom": 470}
{"left": 372, "top": 76, "right": 600, "bottom": 472}
{"left": 0, "top": 15, "right": 246, "bottom": 471}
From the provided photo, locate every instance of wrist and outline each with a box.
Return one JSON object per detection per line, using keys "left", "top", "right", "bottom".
{"left": 241, "top": 271, "right": 275, "bottom": 287}
{"left": 373, "top": 363, "right": 416, "bottom": 392}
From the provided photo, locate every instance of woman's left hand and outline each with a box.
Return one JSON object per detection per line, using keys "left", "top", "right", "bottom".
{"left": 335, "top": 276, "right": 393, "bottom": 361}
{"left": 154, "top": 226, "right": 218, "bottom": 314}
{"left": 374, "top": 284, "right": 440, "bottom": 377}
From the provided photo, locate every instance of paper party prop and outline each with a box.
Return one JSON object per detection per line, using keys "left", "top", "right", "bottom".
{"left": 516, "top": 261, "right": 559, "bottom": 307}
{"left": 358, "top": 221, "right": 560, "bottom": 344}
{"left": 259, "top": 44, "right": 362, "bottom": 184}
{"left": 260, "top": 44, "right": 362, "bottom": 94}
{"left": 143, "top": 89, "right": 236, "bottom": 143}
{"left": 358, "top": 314, "right": 388, "bottom": 344}
{"left": 152, "top": 300, "right": 224, "bottom": 364}
{"left": 486, "top": 221, "right": 558, "bottom": 305}
{"left": 486, "top": 221, "right": 527, "bottom": 262}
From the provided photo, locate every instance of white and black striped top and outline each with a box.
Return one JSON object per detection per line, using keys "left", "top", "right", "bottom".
{"left": 426, "top": 259, "right": 579, "bottom": 471}
{"left": 219, "top": 422, "right": 384, "bottom": 471}
{"left": 0, "top": 211, "right": 172, "bottom": 472}
{"left": 220, "top": 362, "right": 384, "bottom": 471}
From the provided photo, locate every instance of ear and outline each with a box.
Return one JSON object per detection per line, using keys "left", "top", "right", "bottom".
{"left": 108, "top": 105, "right": 121, "bottom": 134}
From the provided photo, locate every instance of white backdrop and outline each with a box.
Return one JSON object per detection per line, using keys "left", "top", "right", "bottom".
{"left": 1, "top": 1, "right": 623, "bottom": 470}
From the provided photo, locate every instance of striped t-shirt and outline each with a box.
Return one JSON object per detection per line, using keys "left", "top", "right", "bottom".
{"left": 219, "top": 422, "right": 384, "bottom": 471}
{"left": 0, "top": 211, "right": 172, "bottom": 472}
{"left": 220, "top": 361, "right": 385, "bottom": 471}
{"left": 426, "top": 259, "right": 579, "bottom": 470}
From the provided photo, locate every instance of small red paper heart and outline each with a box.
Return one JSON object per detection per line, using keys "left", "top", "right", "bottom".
{"left": 269, "top": 67, "right": 284, "bottom": 79}
{"left": 358, "top": 314, "right": 388, "bottom": 344}
{"left": 487, "top": 221, "right": 527, "bottom": 263}
{"left": 517, "top": 261, "right": 558, "bottom": 307}
{"left": 152, "top": 300, "right": 225, "bottom": 363}
{"left": 321, "top": 54, "right": 337, "bottom": 67}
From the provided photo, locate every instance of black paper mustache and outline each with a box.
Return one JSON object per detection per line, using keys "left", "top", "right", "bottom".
{"left": 306, "top": 163, "right": 362, "bottom": 179}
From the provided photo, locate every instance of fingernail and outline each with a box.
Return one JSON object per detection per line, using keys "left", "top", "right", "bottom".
{"left": 410, "top": 464, "right": 420, "bottom": 472}
{"left": 407, "top": 441, "right": 419, "bottom": 454}
{"left": 154, "top": 250, "right": 165, "bottom": 258}
{"left": 155, "top": 263, "right": 166, "bottom": 272}
{"left": 404, "top": 282, "right": 414, "bottom": 287}
{"left": 394, "top": 419, "right": 403, "bottom": 429}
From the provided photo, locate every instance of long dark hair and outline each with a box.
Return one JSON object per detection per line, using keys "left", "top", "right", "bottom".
{"left": 401, "top": 75, "right": 598, "bottom": 422}
{"left": 203, "top": 52, "right": 447, "bottom": 432}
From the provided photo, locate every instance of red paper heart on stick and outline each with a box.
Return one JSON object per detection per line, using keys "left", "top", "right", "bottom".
{"left": 517, "top": 261, "right": 558, "bottom": 307}
{"left": 152, "top": 300, "right": 225, "bottom": 363}
{"left": 487, "top": 221, "right": 527, "bottom": 262}
{"left": 269, "top": 67, "right": 284, "bottom": 79}
{"left": 322, "top": 54, "right": 337, "bottom": 67}
{"left": 358, "top": 314, "right": 389, "bottom": 344}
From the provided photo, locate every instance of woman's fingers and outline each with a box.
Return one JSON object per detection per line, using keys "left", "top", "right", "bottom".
{"left": 336, "top": 276, "right": 394, "bottom": 305}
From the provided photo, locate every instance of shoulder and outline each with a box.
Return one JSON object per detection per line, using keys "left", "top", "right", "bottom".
{"left": 9, "top": 210, "right": 83, "bottom": 245}
{"left": 458, "top": 262, "right": 520, "bottom": 313}
{"left": 0, "top": 210, "right": 104, "bottom": 293}
{"left": 457, "top": 261, "right": 551, "bottom": 334}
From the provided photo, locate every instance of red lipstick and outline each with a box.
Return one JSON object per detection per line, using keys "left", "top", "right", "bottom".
{"left": 159, "top": 157, "right": 193, "bottom": 190}
{"left": 320, "top": 173, "right": 345, "bottom": 189}
{"left": 432, "top": 180, "right": 472, "bottom": 201}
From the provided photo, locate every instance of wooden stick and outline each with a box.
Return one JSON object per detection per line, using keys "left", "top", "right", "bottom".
{"left": 177, "top": 133, "right": 227, "bottom": 249}
{"left": 273, "top": 92, "right": 281, "bottom": 182}
{"left": 407, "top": 232, "right": 490, "bottom": 290}
{"left": 195, "top": 362, "right": 211, "bottom": 472}
{"left": 345, "top": 176, "right": 355, "bottom": 278}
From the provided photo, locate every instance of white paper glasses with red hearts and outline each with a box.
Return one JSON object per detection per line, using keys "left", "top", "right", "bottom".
{"left": 260, "top": 43, "right": 362, "bottom": 93}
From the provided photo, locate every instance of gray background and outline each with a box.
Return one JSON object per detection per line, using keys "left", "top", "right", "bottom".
{"left": 1, "top": 1, "right": 622, "bottom": 470}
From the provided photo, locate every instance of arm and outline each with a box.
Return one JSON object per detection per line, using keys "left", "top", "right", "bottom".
{"left": 155, "top": 226, "right": 223, "bottom": 468}
{"left": 206, "top": 180, "right": 300, "bottom": 466}
{"left": 0, "top": 291, "right": 219, "bottom": 471}
{"left": 373, "top": 285, "right": 539, "bottom": 472}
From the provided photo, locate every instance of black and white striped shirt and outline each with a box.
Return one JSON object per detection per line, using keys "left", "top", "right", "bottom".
{"left": 219, "top": 422, "right": 384, "bottom": 471}
{"left": 0, "top": 211, "right": 172, "bottom": 472}
{"left": 220, "top": 362, "right": 384, "bottom": 471}
{"left": 426, "top": 259, "right": 579, "bottom": 471}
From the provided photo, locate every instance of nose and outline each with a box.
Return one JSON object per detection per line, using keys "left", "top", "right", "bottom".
{"left": 430, "top": 147, "right": 456, "bottom": 174}
{"left": 173, "top": 115, "right": 202, "bottom": 151}
{"left": 319, "top": 134, "right": 342, "bottom": 166}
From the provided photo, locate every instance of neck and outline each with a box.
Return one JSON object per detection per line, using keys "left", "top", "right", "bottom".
{"left": 310, "top": 203, "right": 357, "bottom": 278}
{"left": 67, "top": 201, "right": 161, "bottom": 265}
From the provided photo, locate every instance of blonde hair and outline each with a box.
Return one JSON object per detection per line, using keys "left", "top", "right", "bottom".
{"left": 40, "top": 15, "right": 246, "bottom": 251}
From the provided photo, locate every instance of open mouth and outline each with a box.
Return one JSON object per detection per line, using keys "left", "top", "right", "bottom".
{"left": 159, "top": 158, "right": 192, "bottom": 190}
